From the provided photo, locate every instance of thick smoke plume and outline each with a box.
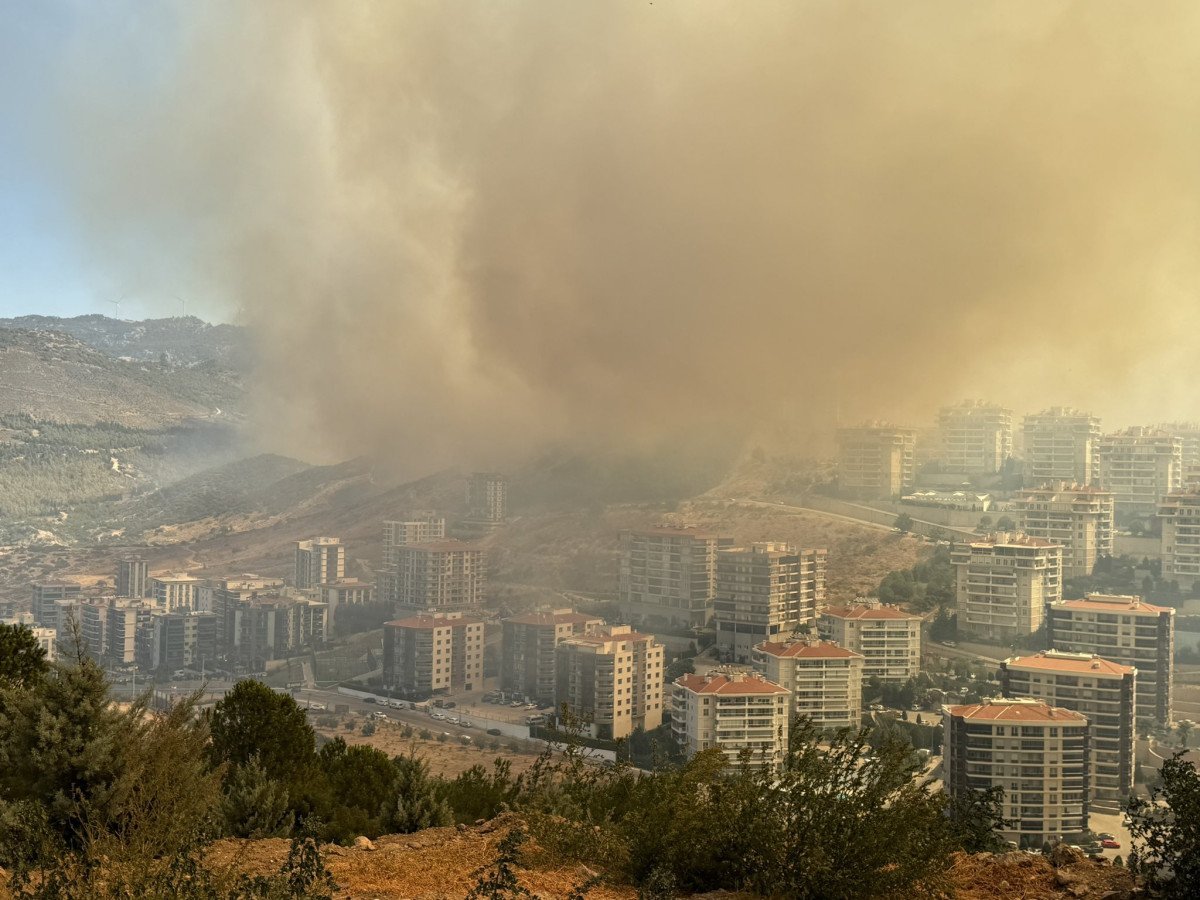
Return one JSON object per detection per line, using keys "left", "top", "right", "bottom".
{"left": 35, "top": 2, "right": 1200, "bottom": 469}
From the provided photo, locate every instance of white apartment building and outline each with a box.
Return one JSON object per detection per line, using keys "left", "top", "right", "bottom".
{"left": 382, "top": 612, "right": 484, "bottom": 696}
{"left": 1000, "top": 650, "right": 1135, "bottom": 803}
{"left": 752, "top": 637, "right": 863, "bottom": 730}
{"left": 152, "top": 574, "right": 202, "bottom": 612}
{"left": 836, "top": 424, "right": 916, "bottom": 499}
{"left": 1155, "top": 422, "right": 1200, "bottom": 487}
{"left": 386, "top": 540, "right": 486, "bottom": 614}
{"left": 1046, "top": 594, "right": 1174, "bottom": 726}
{"left": 937, "top": 400, "right": 1013, "bottom": 475}
{"left": 1096, "top": 428, "right": 1182, "bottom": 517}
{"left": 31, "top": 626, "right": 57, "bottom": 662}
{"left": 951, "top": 534, "right": 1062, "bottom": 641}
{"left": 294, "top": 537, "right": 346, "bottom": 590}
{"left": 1012, "top": 483, "right": 1114, "bottom": 579}
{"left": 467, "top": 472, "right": 508, "bottom": 523}
{"left": 818, "top": 603, "right": 921, "bottom": 683}
{"left": 619, "top": 526, "right": 725, "bottom": 629}
{"left": 944, "top": 698, "right": 1090, "bottom": 848}
{"left": 714, "top": 543, "right": 826, "bottom": 663}
{"left": 382, "top": 513, "right": 446, "bottom": 569}
{"left": 1159, "top": 489, "right": 1200, "bottom": 591}
{"left": 1022, "top": 408, "right": 1101, "bottom": 487}
{"left": 672, "top": 668, "right": 791, "bottom": 769}
{"left": 319, "top": 579, "right": 374, "bottom": 626}
{"left": 555, "top": 626, "right": 664, "bottom": 740}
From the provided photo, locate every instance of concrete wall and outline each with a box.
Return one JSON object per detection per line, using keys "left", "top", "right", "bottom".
{"left": 803, "top": 495, "right": 977, "bottom": 540}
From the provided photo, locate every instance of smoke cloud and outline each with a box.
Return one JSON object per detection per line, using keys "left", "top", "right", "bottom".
{"left": 31, "top": 1, "right": 1200, "bottom": 468}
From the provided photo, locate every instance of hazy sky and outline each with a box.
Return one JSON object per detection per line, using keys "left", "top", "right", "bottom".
{"left": 3, "top": 2, "right": 1200, "bottom": 467}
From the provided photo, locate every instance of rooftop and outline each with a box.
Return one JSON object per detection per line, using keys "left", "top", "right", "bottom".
{"left": 958, "top": 532, "right": 1059, "bottom": 549}
{"left": 675, "top": 669, "right": 789, "bottom": 696}
{"left": 561, "top": 627, "right": 656, "bottom": 646}
{"left": 822, "top": 604, "right": 919, "bottom": 621}
{"left": 386, "top": 614, "right": 484, "bottom": 629}
{"left": 1053, "top": 594, "right": 1173, "bottom": 615}
{"left": 1004, "top": 650, "right": 1135, "bottom": 677}
{"left": 399, "top": 540, "right": 483, "bottom": 553}
{"left": 755, "top": 638, "right": 863, "bottom": 660}
{"left": 505, "top": 610, "right": 602, "bottom": 627}
{"left": 947, "top": 698, "right": 1087, "bottom": 723}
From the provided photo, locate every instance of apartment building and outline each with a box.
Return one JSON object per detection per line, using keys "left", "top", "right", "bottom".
{"left": 1022, "top": 408, "right": 1101, "bottom": 486}
{"left": 1096, "top": 428, "right": 1182, "bottom": 517}
{"left": 116, "top": 557, "right": 150, "bottom": 598}
{"left": 294, "top": 537, "right": 346, "bottom": 590}
{"left": 138, "top": 611, "right": 217, "bottom": 673}
{"left": 937, "top": 400, "right": 1013, "bottom": 474}
{"left": 944, "top": 698, "right": 1090, "bottom": 848}
{"left": 1046, "top": 594, "right": 1174, "bottom": 726}
{"left": 818, "top": 602, "right": 922, "bottom": 682}
{"left": 1000, "top": 651, "right": 1135, "bottom": 803}
{"left": 28, "top": 626, "right": 57, "bottom": 662}
{"left": 1159, "top": 489, "right": 1200, "bottom": 591}
{"left": 671, "top": 668, "right": 791, "bottom": 769}
{"left": 952, "top": 534, "right": 1062, "bottom": 641}
{"left": 501, "top": 608, "right": 604, "bottom": 704}
{"left": 619, "top": 527, "right": 725, "bottom": 629}
{"left": 318, "top": 579, "right": 374, "bottom": 626}
{"left": 205, "top": 575, "right": 287, "bottom": 650}
{"left": 382, "top": 612, "right": 485, "bottom": 696}
{"left": 714, "top": 543, "right": 826, "bottom": 663}
{"left": 382, "top": 513, "right": 446, "bottom": 569}
{"left": 152, "top": 574, "right": 202, "bottom": 612}
{"left": 387, "top": 540, "right": 486, "bottom": 614}
{"left": 31, "top": 581, "right": 81, "bottom": 628}
{"left": 467, "top": 472, "right": 508, "bottom": 524}
{"left": 228, "top": 594, "right": 328, "bottom": 665}
{"left": 75, "top": 599, "right": 108, "bottom": 662}
{"left": 1012, "top": 483, "right": 1114, "bottom": 579}
{"left": 1156, "top": 423, "right": 1200, "bottom": 487}
{"left": 555, "top": 626, "right": 665, "bottom": 740}
{"left": 752, "top": 637, "right": 863, "bottom": 729}
{"left": 105, "top": 598, "right": 151, "bottom": 665}
{"left": 835, "top": 424, "right": 916, "bottom": 499}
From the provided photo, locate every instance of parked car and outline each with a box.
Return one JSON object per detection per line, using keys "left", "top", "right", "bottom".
{"left": 486, "top": 728, "right": 503, "bottom": 736}
{"left": 510, "top": 700, "right": 522, "bottom": 707}
{"left": 446, "top": 715, "right": 460, "bottom": 725}
{"left": 432, "top": 712, "right": 445, "bottom": 720}
{"left": 363, "top": 697, "right": 376, "bottom": 704}
{"left": 309, "top": 703, "right": 326, "bottom": 712}
{"left": 1100, "top": 839, "right": 1120, "bottom": 849}
{"left": 460, "top": 719, "right": 473, "bottom": 728}
{"left": 524, "top": 703, "right": 538, "bottom": 710}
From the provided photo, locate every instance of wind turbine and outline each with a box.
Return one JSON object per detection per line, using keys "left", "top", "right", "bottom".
{"left": 175, "top": 294, "right": 188, "bottom": 318}
{"left": 107, "top": 295, "right": 125, "bottom": 320}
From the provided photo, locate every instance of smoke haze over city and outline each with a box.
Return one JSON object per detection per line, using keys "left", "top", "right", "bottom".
{"left": 7, "top": 1, "right": 1200, "bottom": 468}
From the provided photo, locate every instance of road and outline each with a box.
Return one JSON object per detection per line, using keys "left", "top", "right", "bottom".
{"left": 724, "top": 497, "right": 896, "bottom": 533}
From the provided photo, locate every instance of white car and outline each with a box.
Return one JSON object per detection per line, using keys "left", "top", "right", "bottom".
{"left": 432, "top": 712, "right": 445, "bottom": 720}
{"left": 446, "top": 715, "right": 460, "bottom": 725}
{"left": 309, "top": 703, "right": 326, "bottom": 712}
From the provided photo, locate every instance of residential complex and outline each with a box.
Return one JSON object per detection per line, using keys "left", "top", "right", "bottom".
{"left": 318, "top": 578, "right": 374, "bottom": 625}
{"left": 999, "top": 650, "right": 1135, "bottom": 803}
{"left": 937, "top": 400, "right": 1013, "bottom": 474}
{"left": 31, "top": 581, "right": 81, "bottom": 628}
{"left": 501, "top": 608, "right": 604, "bottom": 704}
{"left": 116, "top": 557, "right": 150, "bottom": 598}
{"left": 619, "top": 526, "right": 725, "bottom": 629}
{"left": 382, "top": 513, "right": 446, "bottom": 569}
{"left": 671, "top": 668, "right": 790, "bottom": 769}
{"left": 294, "top": 537, "right": 346, "bottom": 590}
{"left": 138, "top": 610, "right": 217, "bottom": 673}
{"left": 1022, "top": 408, "right": 1101, "bottom": 487}
{"left": 151, "top": 574, "right": 202, "bottom": 612}
{"left": 951, "top": 534, "right": 1062, "bottom": 641}
{"left": 1012, "top": 483, "right": 1113, "bottom": 579}
{"left": 714, "top": 543, "right": 826, "bottom": 663}
{"left": 382, "top": 612, "right": 485, "bottom": 697}
{"left": 752, "top": 637, "right": 863, "bottom": 730}
{"left": 1096, "top": 428, "right": 1182, "bottom": 517}
{"left": 384, "top": 540, "right": 486, "bottom": 614}
{"left": 1046, "top": 594, "right": 1174, "bottom": 726}
{"left": 555, "top": 626, "right": 664, "bottom": 740}
{"left": 818, "top": 602, "right": 921, "bottom": 682}
{"left": 1158, "top": 489, "right": 1200, "bottom": 591}
{"left": 1156, "top": 422, "right": 1200, "bottom": 487}
{"left": 205, "top": 575, "right": 288, "bottom": 649}
{"left": 467, "top": 472, "right": 508, "bottom": 524}
{"left": 835, "top": 424, "right": 916, "bottom": 499}
{"left": 227, "top": 593, "right": 327, "bottom": 665}
{"left": 944, "top": 698, "right": 1090, "bottom": 848}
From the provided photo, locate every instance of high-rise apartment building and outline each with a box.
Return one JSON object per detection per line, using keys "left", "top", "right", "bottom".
{"left": 1159, "top": 489, "right": 1200, "bottom": 592}
{"left": 205, "top": 575, "right": 287, "bottom": 651}
{"left": 999, "top": 651, "right": 1135, "bottom": 803}
{"left": 671, "top": 668, "right": 791, "bottom": 769}
{"left": 944, "top": 698, "right": 1089, "bottom": 848}
{"left": 1022, "top": 408, "right": 1101, "bottom": 486}
{"left": 1012, "top": 484, "right": 1114, "bottom": 579}
{"left": 1046, "top": 594, "right": 1174, "bottom": 726}
{"left": 138, "top": 611, "right": 217, "bottom": 673}
{"left": 106, "top": 598, "right": 151, "bottom": 665}
{"left": 294, "top": 537, "right": 346, "bottom": 590}
{"left": 835, "top": 424, "right": 916, "bottom": 499}
{"left": 31, "top": 581, "right": 81, "bottom": 628}
{"left": 619, "top": 527, "right": 725, "bottom": 629}
{"left": 952, "top": 534, "right": 1062, "bottom": 641}
{"left": 752, "top": 637, "right": 863, "bottom": 729}
{"left": 937, "top": 401, "right": 1013, "bottom": 474}
{"left": 382, "top": 513, "right": 446, "bottom": 569}
{"left": 714, "top": 544, "right": 826, "bottom": 664}
{"left": 817, "top": 603, "right": 922, "bottom": 682}
{"left": 501, "top": 608, "right": 604, "bottom": 704}
{"left": 116, "top": 557, "right": 150, "bottom": 598}
{"left": 382, "top": 612, "right": 485, "bottom": 696}
{"left": 151, "top": 574, "right": 202, "bottom": 612}
{"left": 467, "top": 473, "right": 508, "bottom": 524}
{"left": 555, "top": 626, "right": 664, "bottom": 740}
{"left": 1156, "top": 423, "right": 1200, "bottom": 487}
{"left": 1096, "top": 428, "right": 1182, "bottom": 517}
{"left": 318, "top": 579, "right": 374, "bottom": 626}
{"left": 387, "top": 540, "right": 486, "bottom": 614}
{"left": 227, "top": 594, "right": 327, "bottom": 665}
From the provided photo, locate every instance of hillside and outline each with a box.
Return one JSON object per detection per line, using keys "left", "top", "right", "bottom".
{"left": 0, "top": 314, "right": 249, "bottom": 367}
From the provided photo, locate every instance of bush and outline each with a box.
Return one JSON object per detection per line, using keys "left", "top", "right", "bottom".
{"left": 361, "top": 722, "right": 376, "bottom": 737}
